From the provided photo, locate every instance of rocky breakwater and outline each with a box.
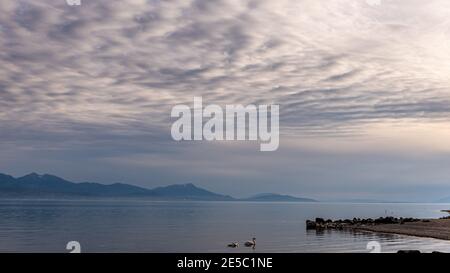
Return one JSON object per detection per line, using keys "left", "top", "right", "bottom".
{"left": 306, "top": 217, "right": 423, "bottom": 230}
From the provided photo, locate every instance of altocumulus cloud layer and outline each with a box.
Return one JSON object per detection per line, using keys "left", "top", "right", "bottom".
{"left": 1, "top": 0, "right": 450, "bottom": 201}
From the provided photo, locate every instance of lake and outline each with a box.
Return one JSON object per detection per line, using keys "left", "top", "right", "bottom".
{"left": 1, "top": 199, "right": 450, "bottom": 253}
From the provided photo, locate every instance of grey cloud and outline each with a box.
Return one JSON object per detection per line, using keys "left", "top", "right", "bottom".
{"left": 1, "top": 0, "right": 450, "bottom": 200}
{"left": 1, "top": 0, "right": 450, "bottom": 142}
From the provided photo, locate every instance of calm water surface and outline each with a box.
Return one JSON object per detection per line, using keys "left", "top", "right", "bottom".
{"left": 1, "top": 200, "right": 450, "bottom": 253}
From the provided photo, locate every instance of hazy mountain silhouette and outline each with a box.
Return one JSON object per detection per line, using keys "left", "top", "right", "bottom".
{"left": 0, "top": 172, "right": 316, "bottom": 202}
{"left": 243, "top": 193, "right": 317, "bottom": 202}
{"left": 436, "top": 196, "right": 450, "bottom": 203}
{"left": 151, "top": 183, "right": 233, "bottom": 201}
{"left": 0, "top": 173, "right": 155, "bottom": 198}
{"left": 0, "top": 172, "right": 233, "bottom": 200}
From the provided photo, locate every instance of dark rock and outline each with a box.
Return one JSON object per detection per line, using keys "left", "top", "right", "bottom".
{"left": 397, "top": 250, "right": 421, "bottom": 254}
{"left": 305, "top": 216, "right": 422, "bottom": 230}
{"left": 306, "top": 220, "right": 316, "bottom": 230}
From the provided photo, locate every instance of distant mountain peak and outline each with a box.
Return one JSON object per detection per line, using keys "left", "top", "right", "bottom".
{"left": 18, "top": 173, "right": 69, "bottom": 183}
{"left": 165, "top": 183, "right": 192, "bottom": 187}
{"left": 18, "top": 172, "right": 44, "bottom": 181}
{"left": 252, "top": 193, "right": 275, "bottom": 198}
{"left": 243, "top": 193, "right": 317, "bottom": 202}
{"left": 0, "top": 173, "right": 15, "bottom": 179}
{"left": 23, "top": 172, "right": 41, "bottom": 178}
{"left": 168, "top": 183, "right": 196, "bottom": 188}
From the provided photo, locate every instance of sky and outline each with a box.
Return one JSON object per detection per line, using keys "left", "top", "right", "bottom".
{"left": 1, "top": 0, "right": 450, "bottom": 201}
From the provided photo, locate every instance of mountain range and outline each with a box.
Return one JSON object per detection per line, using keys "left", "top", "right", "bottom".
{"left": 242, "top": 193, "right": 316, "bottom": 202}
{"left": 436, "top": 196, "right": 450, "bottom": 203}
{"left": 0, "top": 172, "right": 317, "bottom": 202}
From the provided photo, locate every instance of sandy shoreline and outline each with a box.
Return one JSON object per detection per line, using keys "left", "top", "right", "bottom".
{"left": 354, "top": 219, "right": 450, "bottom": 241}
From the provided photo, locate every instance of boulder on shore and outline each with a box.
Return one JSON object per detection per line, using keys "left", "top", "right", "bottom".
{"left": 305, "top": 216, "right": 422, "bottom": 230}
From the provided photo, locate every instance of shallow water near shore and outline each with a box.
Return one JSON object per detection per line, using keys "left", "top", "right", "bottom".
{"left": 1, "top": 199, "right": 450, "bottom": 253}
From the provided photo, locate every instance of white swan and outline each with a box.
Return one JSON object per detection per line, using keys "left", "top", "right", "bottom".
{"left": 244, "top": 238, "right": 256, "bottom": 247}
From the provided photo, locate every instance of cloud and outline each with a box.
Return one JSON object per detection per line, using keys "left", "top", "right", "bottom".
{"left": 1, "top": 0, "right": 450, "bottom": 200}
